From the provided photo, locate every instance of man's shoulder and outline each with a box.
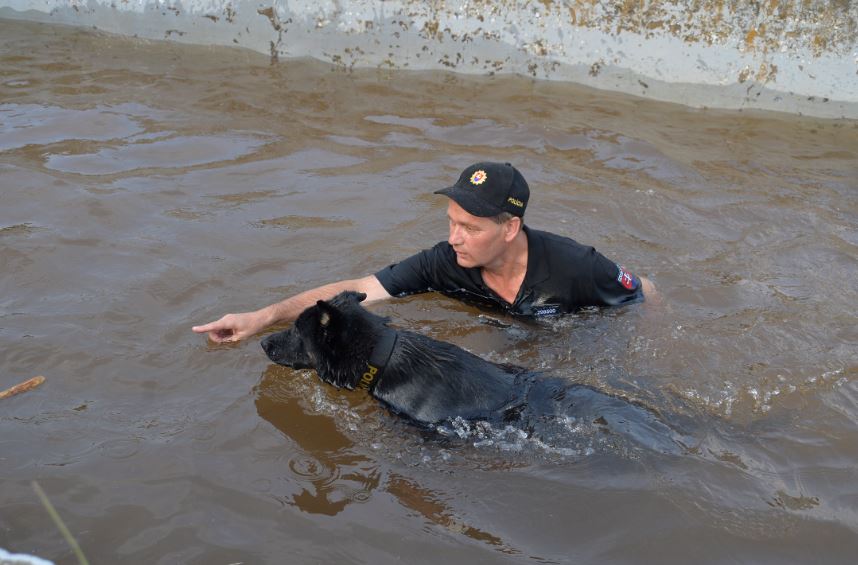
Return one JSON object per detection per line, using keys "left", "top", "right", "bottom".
{"left": 412, "top": 240, "right": 466, "bottom": 274}
{"left": 374, "top": 240, "right": 467, "bottom": 297}
{"left": 425, "top": 240, "right": 457, "bottom": 261}
{"left": 526, "top": 227, "right": 592, "bottom": 256}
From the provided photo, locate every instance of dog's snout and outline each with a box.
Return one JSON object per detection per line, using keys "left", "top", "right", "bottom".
{"left": 261, "top": 335, "right": 277, "bottom": 358}
{"left": 261, "top": 328, "right": 312, "bottom": 368}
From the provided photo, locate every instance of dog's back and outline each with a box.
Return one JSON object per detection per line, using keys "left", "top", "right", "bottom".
{"left": 373, "top": 330, "right": 526, "bottom": 424}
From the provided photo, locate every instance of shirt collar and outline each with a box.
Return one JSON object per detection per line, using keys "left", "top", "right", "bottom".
{"left": 520, "top": 225, "right": 551, "bottom": 290}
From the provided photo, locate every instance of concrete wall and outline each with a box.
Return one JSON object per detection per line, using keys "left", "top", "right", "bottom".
{"left": 2, "top": 0, "right": 857, "bottom": 118}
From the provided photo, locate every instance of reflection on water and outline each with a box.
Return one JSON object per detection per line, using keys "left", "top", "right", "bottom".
{"left": 1, "top": 18, "right": 857, "bottom": 565}
{"left": 255, "top": 367, "right": 523, "bottom": 554}
{"left": 255, "top": 368, "right": 380, "bottom": 517}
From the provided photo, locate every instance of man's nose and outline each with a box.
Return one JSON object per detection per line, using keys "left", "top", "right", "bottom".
{"left": 448, "top": 224, "right": 463, "bottom": 245}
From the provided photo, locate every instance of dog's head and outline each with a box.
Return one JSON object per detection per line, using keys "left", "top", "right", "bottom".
{"left": 261, "top": 291, "right": 374, "bottom": 385}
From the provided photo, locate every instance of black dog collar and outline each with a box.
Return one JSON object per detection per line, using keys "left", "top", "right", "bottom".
{"left": 357, "top": 328, "right": 398, "bottom": 392}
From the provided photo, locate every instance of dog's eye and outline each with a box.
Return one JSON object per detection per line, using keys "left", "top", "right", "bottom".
{"left": 319, "top": 311, "right": 330, "bottom": 327}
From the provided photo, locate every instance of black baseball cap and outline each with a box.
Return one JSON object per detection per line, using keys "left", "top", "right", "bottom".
{"left": 434, "top": 162, "right": 529, "bottom": 218}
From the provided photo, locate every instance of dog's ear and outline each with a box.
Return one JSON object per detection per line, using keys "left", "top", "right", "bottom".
{"left": 337, "top": 291, "right": 366, "bottom": 304}
{"left": 315, "top": 299, "right": 340, "bottom": 329}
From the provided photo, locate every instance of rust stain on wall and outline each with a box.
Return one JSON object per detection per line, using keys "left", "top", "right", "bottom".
{"left": 537, "top": 0, "right": 856, "bottom": 56}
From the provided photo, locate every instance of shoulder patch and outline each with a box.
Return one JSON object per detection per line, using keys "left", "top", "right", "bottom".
{"left": 616, "top": 264, "right": 638, "bottom": 291}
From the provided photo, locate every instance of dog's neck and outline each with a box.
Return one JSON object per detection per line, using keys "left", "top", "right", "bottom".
{"left": 355, "top": 326, "right": 398, "bottom": 392}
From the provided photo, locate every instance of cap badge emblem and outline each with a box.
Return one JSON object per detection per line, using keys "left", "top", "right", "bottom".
{"left": 469, "top": 170, "right": 487, "bottom": 186}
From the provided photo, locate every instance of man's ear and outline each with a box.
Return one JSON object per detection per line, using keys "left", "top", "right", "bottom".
{"left": 503, "top": 216, "right": 522, "bottom": 242}
{"left": 315, "top": 300, "right": 340, "bottom": 328}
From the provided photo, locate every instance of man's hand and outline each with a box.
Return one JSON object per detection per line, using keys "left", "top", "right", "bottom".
{"left": 192, "top": 311, "right": 268, "bottom": 343}
{"left": 640, "top": 276, "right": 660, "bottom": 304}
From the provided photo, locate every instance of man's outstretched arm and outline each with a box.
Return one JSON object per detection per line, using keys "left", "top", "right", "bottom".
{"left": 192, "top": 275, "right": 391, "bottom": 343}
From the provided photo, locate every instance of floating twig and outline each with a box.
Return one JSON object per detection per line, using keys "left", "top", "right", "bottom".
{"left": 0, "top": 375, "right": 45, "bottom": 400}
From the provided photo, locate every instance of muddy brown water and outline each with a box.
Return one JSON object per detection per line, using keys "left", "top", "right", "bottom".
{"left": 2, "top": 19, "right": 857, "bottom": 564}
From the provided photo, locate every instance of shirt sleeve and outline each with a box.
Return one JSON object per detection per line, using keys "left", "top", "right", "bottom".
{"left": 590, "top": 251, "right": 644, "bottom": 306}
{"left": 374, "top": 242, "right": 453, "bottom": 297}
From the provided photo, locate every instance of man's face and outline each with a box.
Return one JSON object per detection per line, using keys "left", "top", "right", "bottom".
{"left": 446, "top": 200, "right": 509, "bottom": 269}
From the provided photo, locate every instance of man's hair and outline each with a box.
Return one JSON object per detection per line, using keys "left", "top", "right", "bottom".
{"left": 491, "top": 211, "right": 518, "bottom": 225}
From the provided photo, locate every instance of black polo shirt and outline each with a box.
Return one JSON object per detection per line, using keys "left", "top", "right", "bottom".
{"left": 374, "top": 225, "right": 643, "bottom": 318}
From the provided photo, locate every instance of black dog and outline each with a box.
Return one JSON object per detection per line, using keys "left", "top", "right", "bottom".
{"left": 261, "top": 291, "right": 682, "bottom": 452}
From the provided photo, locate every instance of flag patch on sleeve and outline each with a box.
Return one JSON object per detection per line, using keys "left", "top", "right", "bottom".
{"left": 616, "top": 264, "right": 638, "bottom": 290}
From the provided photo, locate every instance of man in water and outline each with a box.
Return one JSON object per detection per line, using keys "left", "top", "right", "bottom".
{"left": 193, "top": 161, "right": 655, "bottom": 342}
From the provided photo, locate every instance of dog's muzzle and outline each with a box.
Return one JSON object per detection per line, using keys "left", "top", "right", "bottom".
{"left": 260, "top": 334, "right": 279, "bottom": 360}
